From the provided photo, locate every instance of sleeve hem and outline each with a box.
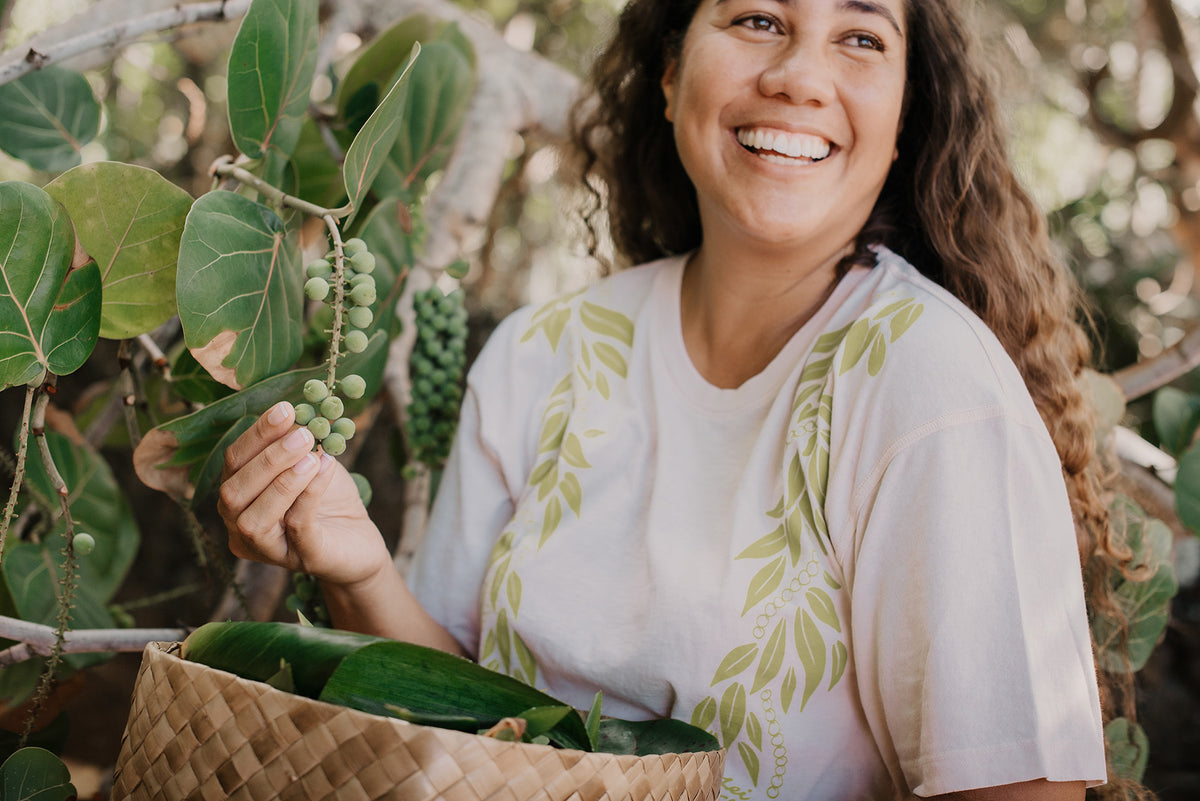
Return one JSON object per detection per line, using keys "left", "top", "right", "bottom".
{"left": 908, "top": 737, "right": 1108, "bottom": 797}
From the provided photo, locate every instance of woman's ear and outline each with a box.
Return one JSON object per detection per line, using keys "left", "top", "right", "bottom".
{"left": 661, "top": 56, "right": 679, "bottom": 123}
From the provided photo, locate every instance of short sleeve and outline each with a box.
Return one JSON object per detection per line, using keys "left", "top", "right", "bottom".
{"left": 407, "top": 380, "right": 515, "bottom": 657}
{"left": 845, "top": 410, "right": 1108, "bottom": 796}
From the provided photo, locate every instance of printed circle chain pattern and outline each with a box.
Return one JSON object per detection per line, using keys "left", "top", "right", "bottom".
{"left": 752, "top": 556, "right": 820, "bottom": 639}
{"left": 760, "top": 689, "right": 787, "bottom": 797}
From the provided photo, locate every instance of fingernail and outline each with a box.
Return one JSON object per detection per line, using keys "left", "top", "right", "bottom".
{"left": 284, "top": 427, "right": 313, "bottom": 451}
{"left": 293, "top": 453, "right": 318, "bottom": 474}
{"left": 268, "top": 401, "right": 290, "bottom": 425}
{"left": 318, "top": 453, "right": 335, "bottom": 473}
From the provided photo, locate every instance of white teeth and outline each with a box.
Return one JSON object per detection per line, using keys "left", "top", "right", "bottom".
{"left": 737, "top": 128, "right": 832, "bottom": 161}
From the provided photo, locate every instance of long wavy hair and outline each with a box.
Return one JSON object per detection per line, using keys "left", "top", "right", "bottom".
{"left": 571, "top": 1, "right": 1150, "bottom": 797}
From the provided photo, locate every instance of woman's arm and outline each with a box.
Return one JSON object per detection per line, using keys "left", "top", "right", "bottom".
{"left": 912, "top": 779, "right": 1085, "bottom": 800}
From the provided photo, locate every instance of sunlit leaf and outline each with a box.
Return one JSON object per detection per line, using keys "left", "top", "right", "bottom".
{"left": 0, "top": 181, "right": 101, "bottom": 389}
{"left": 45, "top": 162, "right": 192, "bottom": 339}
{"left": 0, "top": 67, "right": 99, "bottom": 172}
{"left": 226, "top": 0, "right": 320, "bottom": 186}
{"left": 176, "top": 190, "right": 303, "bottom": 390}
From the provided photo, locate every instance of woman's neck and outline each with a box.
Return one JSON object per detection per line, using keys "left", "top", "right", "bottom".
{"left": 679, "top": 240, "right": 846, "bottom": 389}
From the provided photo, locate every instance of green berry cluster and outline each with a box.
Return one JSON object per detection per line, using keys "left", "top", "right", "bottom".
{"left": 407, "top": 286, "right": 468, "bottom": 467}
{"left": 296, "top": 237, "right": 376, "bottom": 456}
{"left": 285, "top": 572, "right": 329, "bottom": 627}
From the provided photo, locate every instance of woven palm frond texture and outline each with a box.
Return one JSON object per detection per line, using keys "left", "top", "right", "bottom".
{"left": 111, "top": 642, "right": 727, "bottom": 801}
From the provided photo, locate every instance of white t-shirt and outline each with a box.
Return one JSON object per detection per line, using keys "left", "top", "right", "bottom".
{"left": 408, "top": 247, "right": 1107, "bottom": 800}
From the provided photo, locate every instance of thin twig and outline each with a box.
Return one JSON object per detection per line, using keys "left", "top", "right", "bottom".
{"left": 0, "top": 384, "right": 36, "bottom": 562}
{"left": 323, "top": 214, "right": 348, "bottom": 391}
{"left": 0, "top": 615, "right": 185, "bottom": 666}
{"left": 117, "top": 340, "right": 143, "bottom": 450}
{"left": 210, "top": 156, "right": 353, "bottom": 219}
{"left": 0, "top": 0, "right": 253, "bottom": 87}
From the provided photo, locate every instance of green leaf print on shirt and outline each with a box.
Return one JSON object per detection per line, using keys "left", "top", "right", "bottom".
{"left": 695, "top": 295, "right": 923, "bottom": 798}
{"left": 478, "top": 297, "right": 636, "bottom": 686}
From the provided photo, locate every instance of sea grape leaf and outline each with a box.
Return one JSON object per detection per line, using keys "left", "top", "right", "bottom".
{"left": 0, "top": 181, "right": 101, "bottom": 389}
{"left": 176, "top": 190, "right": 303, "bottom": 390}
{"left": 20, "top": 429, "right": 140, "bottom": 603}
{"left": 336, "top": 15, "right": 438, "bottom": 122}
{"left": 1105, "top": 717, "right": 1149, "bottom": 783}
{"left": 342, "top": 44, "right": 420, "bottom": 228}
{"left": 379, "top": 38, "right": 476, "bottom": 201}
{"left": 170, "top": 347, "right": 234, "bottom": 405}
{"left": 358, "top": 198, "right": 416, "bottom": 338}
{"left": 0, "top": 747, "right": 77, "bottom": 801}
{"left": 1176, "top": 444, "right": 1200, "bottom": 532}
{"left": 133, "top": 332, "right": 387, "bottom": 500}
{"left": 45, "top": 162, "right": 192, "bottom": 339}
{"left": 1152, "top": 386, "right": 1200, "bottom": 458}
{"left": 597, "top": 718, "right": 721, "bottom": 756}
{"left": 226, "top": 0, "right": 320, "bottom": 186}
{"left": 288, "top": 118, "right": 349, "bottom": 210}
{"left": 0, "top": 67, "right": 99, "bottom": 172}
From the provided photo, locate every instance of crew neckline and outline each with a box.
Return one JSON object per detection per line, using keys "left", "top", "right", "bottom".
{"left": 652, "top": 254, "right": 870, "bottom": 415}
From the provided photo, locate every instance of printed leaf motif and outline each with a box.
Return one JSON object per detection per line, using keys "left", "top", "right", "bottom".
{"left": 176, "top": 190, "right": 303, "bottom": 390}
{"left": 793, "top": 610, "right": 827, "bottom": 711}
{"left": 529, "top": 458, "right": 555, "bottom": 488}
{"left": 780, "top": 667, "right": 797, "bottom": 713}
{"left": 506, "top": 573, "right": 523, "bottom": 616}
{"left": 592, "top": 342, "right": 629, "bottom": 378}
{"left": 0, "top": 66, "right": 99, "bottom": 172}
{"left": 868, "top": 334, "right": 887, "bottom": 376}
{"left": 839, "top": 319, "right": 872, "bottom": 374}
{"left": 537, "top": 463, "right": 559, "bottom": 502}
{"left": 513, "top": 631, "right": 538, "bottom": 685}
{"left": 561, "top": 434, "right": 591, "bottom": 469}
{"left": 540, "top": 496, "right": 562, "bottom": 548}
{"left": 746, "top": 712, "right": 763, "bottom": 750}
{"left": 560, "top": 472, "right": 582, "bottom": 517}
{"left": 226, "top": 0, "right": 320, "bottom": 186}
{"left": 742, "top": 557, "right": 786, "bottom": 615}
{"left": 889, "top": 303, "right": 923, "bottom": 341}
{"left": 596, "top": 371, "right": 611, "bottom": 400}
{"left": 538, "top": 412, "right": 568, "bottom": 454}
{"left": 489, "top": 556, "right": 510, "bottom": 607}
{"left": 711, "top": 643, "right": 759, "bottom": 685}
{"left": 496, "top": 609, "right": 512, "bottom": 671}
{"left": 737, "top": 742, "right": 761, "bottom": 786}
{"left": 691, "top": 696, "right": 718, "bottom": 731}
{"left": 751, "top": 619, "right": 787, "bottom": 693}
{"left": 342, "top": 43, "right": 419, "bottom": 227}
{"left": 806, "top": 588, "right": 841, "bottom": 633}
{"left": 814, "top": 323, "right": 851, "bottom": 353}
{"left": 580, "top": 301, "right": 635, "bottom": 346}
{"left": 736, "top": 526, "right": 787, "bottom": 561}
{"left": 719, "top": 682, "right": 746, "bottom": 746}
{"left": 45, "top": 162, "right": 193, "bottom": 339}
{"left": 824, "top": 571, "right": 842, "bottom": 591}
{"left": 872, "top": 298, "right": 911, "bottom": 320}
{"left": 0, "top": 181, "right": 101, "bottom": 389}
{"left": 829, "top": 640, "right": 849, "bottom": 689}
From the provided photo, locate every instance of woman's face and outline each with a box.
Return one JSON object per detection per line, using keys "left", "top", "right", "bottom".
{"left": 662, "top": 0, "right": 908, "bottom": 261}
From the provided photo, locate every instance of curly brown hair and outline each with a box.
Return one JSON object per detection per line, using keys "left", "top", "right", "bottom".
{"left": 570, "top": 1, "right": 1151, "bottom": 797}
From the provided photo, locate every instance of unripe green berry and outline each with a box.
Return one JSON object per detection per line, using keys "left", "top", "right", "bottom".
{"left": 74, "top": 531, "right": 96, "bottom": 556}
{"left": 446, "top": 260, "right": 469, "bottom": 280}
{"left": 347, "top": 306, "right": 373, "bottom": 330}
{"left": 350, "top": 472, "right": 373, "bottom": 506}
{"left": 320, "top": 395, "right": 344, "bottom": 420}
{"left": 305, "top": 277, "right": 330, "bottom": 301}
{"left": 349, "top": 251, "right": 376, "bottom": 274}
{"left": 341, "top": 374, "right": 366, "bottom": 399}
{"left": 332, "top": 417, "right": 356, "bottom": 438}
{"left": 306, "top": 258, "right": 333, "bottom": 279}
{"left": 350, "top": 274, "right": 374, "bottom": 290}
{"left": 294, "top": 403, "right": 316, "bottom": 425}
{"left": 349, "top": 283, "right": 377, "bottom": 307}
{"left": 303, "top": 379, "right": 329, "bottom": 403}
{"left": 344, "top": 238, "right": 368, "bottom": 256}
{"left": 307, "top": 416, "right": 331, "bottom": 440}
{"left": 344, "top": 329, "right": 369, "bottom": 353}
{"left": 321, "top": 432, "right": 347, "bottom": 456}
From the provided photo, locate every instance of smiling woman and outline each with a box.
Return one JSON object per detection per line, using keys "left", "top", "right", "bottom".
{"left": 218, "top": 1, "right": 1153, "bottom": 800}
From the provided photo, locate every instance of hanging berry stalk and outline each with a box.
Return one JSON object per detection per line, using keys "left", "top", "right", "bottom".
{"left": 407, "top": 286, "right": 469, "bottom": 468}
{"left": 298, "top": 225, "right": 378, "bottom": 458}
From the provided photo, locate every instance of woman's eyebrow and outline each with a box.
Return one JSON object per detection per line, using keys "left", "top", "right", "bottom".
{"left": 712, "top": 0, "right": 904, "bottom": 37}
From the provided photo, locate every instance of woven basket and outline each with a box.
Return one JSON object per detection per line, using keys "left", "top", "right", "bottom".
{"left": 111, "top": 642, "right": 726, "bottom": 801}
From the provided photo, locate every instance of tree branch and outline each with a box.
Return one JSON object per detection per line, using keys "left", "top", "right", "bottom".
{"left": 0, "top": 615, "right": 185, "bottom": 666}
{"left": 1111, "top": 323, "right": 1200, "bottom": 401}
{"left": 0, "top": 0, "right": 253, "bottom": 87}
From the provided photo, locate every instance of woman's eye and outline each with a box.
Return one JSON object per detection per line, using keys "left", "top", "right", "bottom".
{"left": 736, "top": 14, "right": 781, "bottom": 34}
{"left": 845, "top": 33, "right": 885, "bottom": 51}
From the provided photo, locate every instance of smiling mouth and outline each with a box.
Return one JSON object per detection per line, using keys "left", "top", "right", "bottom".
{"left": 736, "top": 128, "right": 832, "bottom": 165}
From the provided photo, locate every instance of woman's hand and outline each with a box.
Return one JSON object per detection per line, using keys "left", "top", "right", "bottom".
{"left": 217, "top": 401, "right": 392, "bottom": 589}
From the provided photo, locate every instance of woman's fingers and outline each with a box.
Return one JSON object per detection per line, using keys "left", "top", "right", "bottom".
{"left": 225, "top": 444, "right": 324, "bottom": 566}
{"left": 221, "top": 401, "right": 295, "bottom": 481}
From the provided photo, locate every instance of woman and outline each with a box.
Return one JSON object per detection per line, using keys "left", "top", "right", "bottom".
{"left": 218, "top": 1, "right": 1146, "bottom": 798}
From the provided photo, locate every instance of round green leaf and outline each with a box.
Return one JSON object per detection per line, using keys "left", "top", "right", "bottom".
{"left": 1104, "top": 717, "right": 1149, "bottom": 782}
{"left": 1175, "top": 444, "right": 1200, "bottom": 533}
{"left": 0, "top": 181, "right": 101, "bottom": 389}
{"left": 0, "top": 66, "right": 99, "bottom": 172}
{"left": 336, "top": 15, "right": 438, "bottom": 121}
{"left": 45, "top": 162, "right": 193, "bottom": 339}
{"left": 1152, "top": 386, "right": 1200, "bottom": 458}
{"left": 0, "top": 747, "right": 76, "bottom": 801}
{"left": 227, "top": 0, "right": 320, "bottom": 186}
{"left": 176, "top": 190, "right": 304, "bottom": 389}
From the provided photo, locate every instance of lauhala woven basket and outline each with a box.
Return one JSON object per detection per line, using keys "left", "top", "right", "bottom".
{"left": 111, "top": 642, "right": 727, "bottom": 801}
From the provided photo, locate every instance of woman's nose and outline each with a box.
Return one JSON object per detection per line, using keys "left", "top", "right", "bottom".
{"left": 757, "top": 44, "right": 837, "bottom": 106}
